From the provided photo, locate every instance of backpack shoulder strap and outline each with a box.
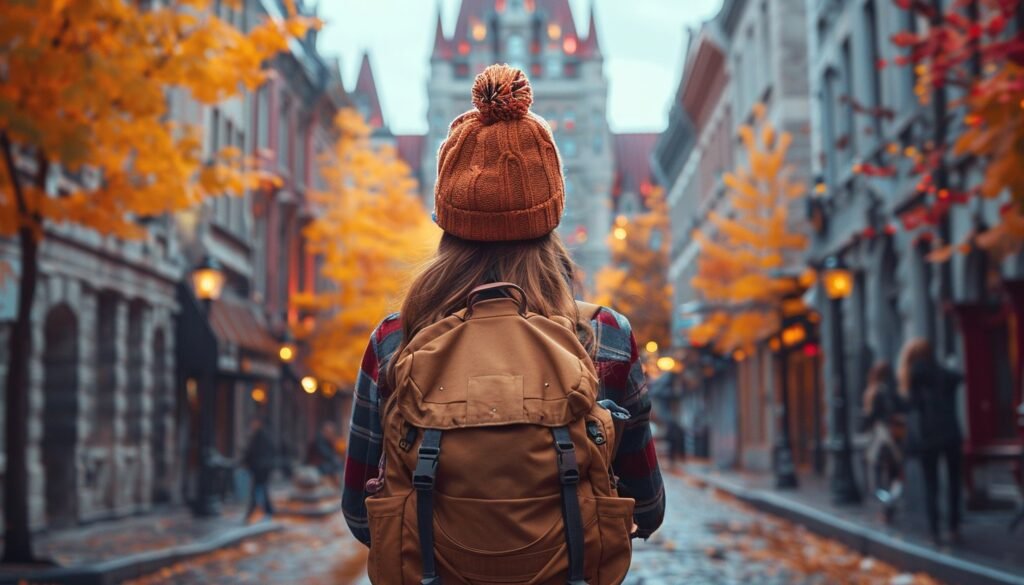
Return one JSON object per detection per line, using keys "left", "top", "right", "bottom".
{"left": 575, "top": 300, "right": 602, "bottom": 322}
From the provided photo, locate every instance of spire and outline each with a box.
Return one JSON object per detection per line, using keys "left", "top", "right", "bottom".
{"left": 353, "top": 52, "right": 385, "bottom": 130}
{"left": 580, "top": 3, "right": 601, "bottom": 57}
{"left": 431, "top": 1, "right": 450, "bottom": 59}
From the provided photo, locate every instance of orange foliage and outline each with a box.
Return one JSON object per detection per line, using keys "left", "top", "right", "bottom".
{"left": 0, "top": 0, "right": 318, "bottom": 237}
{"left": 299, "top": 110, "right": 440, "bottom": 386}
{"left": 689, "top": 106, "right": 808, "bottom": 352}
{"left": 593, "top": 188, "right": 672, "bottom": 348}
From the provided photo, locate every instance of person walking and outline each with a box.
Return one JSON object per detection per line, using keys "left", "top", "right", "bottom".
{"left": 898, "top": 339, "right": 963, "bottom": 544}
{"left": 306, "top": 421, "right": 342, "bottom": 487}
{"left": 861, "top": 361, "right": 905, "bottom": 523}
{"left": 242, "top": 417, "right": 276, "bottom": 522}
{"left": 341, "top": 64, "right": 665, "bottom": 584}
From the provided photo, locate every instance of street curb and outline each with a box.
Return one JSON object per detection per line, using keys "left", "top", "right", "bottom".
{"left": 0, "top": 521, "right": 283, "bottom": 585}
{"left": 688, "top": 470, "right": 1024, "bottom": 585}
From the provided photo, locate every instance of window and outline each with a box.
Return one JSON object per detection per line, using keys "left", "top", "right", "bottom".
{"left": 278, "top": 95, "right": 290, "bottom": 171}
{"left": 560, "top": 138, "right": 577, "bottom": 158}
{"left": 864, "top": 1, "right": 882, "bottom": 116}
{"left": 295, "top": 125, "right": 306, "bottom": 185}
{"left": 257, "top": 87, "right": 269, "bottom": 149}
{"left": 210, "top": 108, "right": 220, "bottom": 159}
{"left": 545, "top": 55, "right": 561, "bottom": 78}
{"left": 839, "top": 39, "right": 855, "bottom": 163}
{"left": 760, "top": 2, "right": 771, "bottom": 81}
{"left": 822, "top": 70, "right": 838, "bottom": 185}
{"left": 507, "top": 34, "right": 526, "bottom": 62}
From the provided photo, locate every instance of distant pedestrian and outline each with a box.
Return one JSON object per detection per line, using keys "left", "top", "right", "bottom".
{"left": 243, "top": 417, "right": 276, "bottom": 522}
{"left": 861, "top": 361, "right": 905, "bottom": 522}
{"left": 305, "top": 421, "right": 341, "bottom": 487}
{"left": 898, "top": 339, "right": 963, "bottom": 544}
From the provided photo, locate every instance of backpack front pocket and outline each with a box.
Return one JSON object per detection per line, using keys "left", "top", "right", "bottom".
{"left": 365, "top": 494, "right": 409, "bottom": 584}
{"left": 595, "top": 496, "right": 634, "bottom": 584}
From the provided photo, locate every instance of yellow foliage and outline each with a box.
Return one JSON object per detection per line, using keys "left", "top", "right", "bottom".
{"left": 0, "top": 0, "right": 318, "bottom": 237}
{"left": 593, "top": 188, "right": 672, "bottom": 347}
{"left": 689, "top": 108, "right": 808, "bottom": 352}
{"left": 300, "top": 110, "right": 440, "bottom": 386}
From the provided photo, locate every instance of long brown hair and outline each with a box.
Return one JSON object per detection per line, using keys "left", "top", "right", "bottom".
{"left": 385, "top": 231, "right": 593, "bottom": 389}
{"left": 863, "top": 361, "right": 893, "bottom": 414}
{"left": 897, "top": 338, "right": 934, "bottom": 398}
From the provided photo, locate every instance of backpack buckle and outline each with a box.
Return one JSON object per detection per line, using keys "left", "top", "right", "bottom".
{"left": 413, "top": 446, "right": 440, "bottom": 490}
{"left": 554, "top": 440, "right": 579, "bottom": 485}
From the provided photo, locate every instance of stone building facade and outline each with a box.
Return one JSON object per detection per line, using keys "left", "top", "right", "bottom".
{"left": 0, "top": 0, "right": 344, "bottom": 531}
{"left": 655, "top": 0, "right": 815, "bottom": 473}
{"left": 807, "top": 0, "right": 1024, "bottom": 500}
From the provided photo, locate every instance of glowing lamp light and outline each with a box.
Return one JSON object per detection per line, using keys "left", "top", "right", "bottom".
{"left": 191, "top": 256, "right": 225, "bottom": 301}
{"left": 781, "top": 324, "right": 807, "bottom": 347}
{"left": 458, "top": 41, "right": 470, "bottom": 55}
{"left": 613, "top": 227, "right": 628, "bottom": 240}
{"left": 563, "top": 36, "right": 577, "bottom": 54}
{"left": 733, "top": 349, "right": 746, "bottom": 362}
{"left": 322, "top": 383, "right": 337, "bottom": 399}
{"left": 300, "top": 376, "right": 318, "bottom": 394}
{"left": 803, "top": 343, "right": 821, "bottom": 358}
{"left": 645, "top": 341, "right": 659, "bottom": 353}
{"left": 656, "top": 356, "right": 676, "bottom": 372}
{"left": 548, "top": 23, "right": 562, "bottom": 39}
{"left": 251, "top": 387, "right": 267, "bottom": 404}
{"left": 278, "top": 344, "right": 295, "bottom": 363}
{"left": 823, "top": 265, "right": 854, "bottom": 300}
{"left": 471, "top": 22, "right": 487, "bottom": 41}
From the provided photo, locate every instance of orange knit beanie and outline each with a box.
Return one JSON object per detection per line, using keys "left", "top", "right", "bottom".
{"left": 433, "top": 64, "right": 564, "bottom": 242}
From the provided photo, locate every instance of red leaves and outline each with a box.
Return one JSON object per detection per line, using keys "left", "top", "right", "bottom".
{"left": 891, "top": 31, "right": 920, "bottom": 47}
{"left": 856, "top": 163, "right": 898, "bottom": 178}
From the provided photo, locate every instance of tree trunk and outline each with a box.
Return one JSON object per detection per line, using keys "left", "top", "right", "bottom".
{"left": 1, "top": 132, "right": 43, "bottom": 564}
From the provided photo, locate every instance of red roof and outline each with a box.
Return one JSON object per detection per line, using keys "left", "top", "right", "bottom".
{"left": 612, "top": 133, "right": 658, "bottom": 200}
{"left": 354, "top": 52, "right": 385, "bottom": 129}
{"left": 395, "top": 134, "right": 426, "bottom": 176}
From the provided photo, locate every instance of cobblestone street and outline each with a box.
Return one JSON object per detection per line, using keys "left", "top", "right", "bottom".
{"left": 125, "top": 471, "right": 936, "bottom": 585}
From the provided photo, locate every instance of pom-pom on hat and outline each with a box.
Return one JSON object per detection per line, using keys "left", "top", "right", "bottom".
{"left": 434, "top": 64, "right": 564, "bottom": 242}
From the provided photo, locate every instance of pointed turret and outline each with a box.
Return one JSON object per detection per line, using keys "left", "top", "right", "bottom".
{"left": 580, "top": 4, "right": 601, "bottom": 57}
{"left": 353, "top": 52, "right": 385, "bottom": 130}
{"left": 431, "top": 2, "right": 451, "bottom": 60}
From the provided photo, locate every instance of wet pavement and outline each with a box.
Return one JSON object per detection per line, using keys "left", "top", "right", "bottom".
{"left": 127, "top": 470, "right": 939, "bottom": 585}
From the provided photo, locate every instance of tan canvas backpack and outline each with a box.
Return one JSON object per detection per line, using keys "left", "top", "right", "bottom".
{"left": 364, "top": 282, "right": 635, "bottom": 585}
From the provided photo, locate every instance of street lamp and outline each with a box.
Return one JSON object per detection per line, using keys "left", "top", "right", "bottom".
{"left": 190, "top": 255, "right": 225, "bottom": 517}
{"left": 822, "top": 256, "right": 862, "bottom": 504}
{"left": 191, "top": 255, "right": 226, "bottom": 306}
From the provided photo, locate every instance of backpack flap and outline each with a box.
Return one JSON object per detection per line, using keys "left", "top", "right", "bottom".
{"left": 391, "top": 302, "right": 598, "bottom": 430}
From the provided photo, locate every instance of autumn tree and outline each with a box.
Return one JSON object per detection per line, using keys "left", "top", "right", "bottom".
{"left": 593, "top": 187, "right": 672, "bottom": 349}
{"left": 864, "top": 0, "right": 1024, "bottom": 257}
{"left": 689, "top": 106, "right": 808, "bottom": 353}
{"left": 0, "top": 0, "right": 315, "bottom": 563}
{"left": 298, "top": 110, "right": 439, "bottom": 387}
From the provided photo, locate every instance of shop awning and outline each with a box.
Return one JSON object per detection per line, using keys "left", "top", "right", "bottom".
{"left": 209, "top": 298, "right": 279, "bottom": 356}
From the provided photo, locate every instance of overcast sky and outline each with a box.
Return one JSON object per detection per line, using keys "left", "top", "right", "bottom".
{"left": 317, "top": 0, "right": 723, "bottom": 135}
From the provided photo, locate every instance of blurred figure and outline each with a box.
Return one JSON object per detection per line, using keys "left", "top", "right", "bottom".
{"left": 243, "top": 417, "right": 276, "bottom": 522}
{"left": 306, "top": 421, "right": 342, "bottom": 487}
{"left": 898, "top": 339, "right": 963, "bottom": 544}
{"left": 861, "top": 361, "right": 905, "bottom": 523}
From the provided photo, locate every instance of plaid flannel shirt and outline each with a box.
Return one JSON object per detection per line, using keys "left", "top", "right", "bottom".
{"left": 341, "top": 306, "right": 666, "bottom": 547}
